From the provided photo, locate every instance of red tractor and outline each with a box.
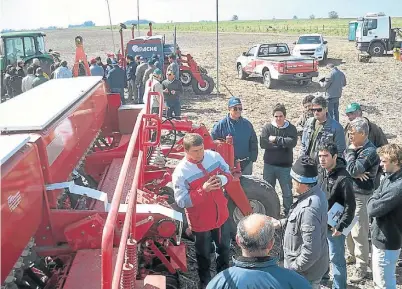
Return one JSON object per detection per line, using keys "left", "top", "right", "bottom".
{"left": 0, "top": 51, "right": 279, "bottom": 289}
{"left": 118, "top": 23, "right": 215, "bottom": 95}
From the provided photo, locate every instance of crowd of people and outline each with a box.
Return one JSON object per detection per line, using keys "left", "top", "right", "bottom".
{"left": 171, "top": 64, "right": 402, "bottom": 289}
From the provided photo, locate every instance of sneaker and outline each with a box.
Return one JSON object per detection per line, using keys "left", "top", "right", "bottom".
{"left": 350, "top": 269, "right": 367, "bottom": 283}
{"left": 346, "top": 255, "right": 356, "bottom": 265}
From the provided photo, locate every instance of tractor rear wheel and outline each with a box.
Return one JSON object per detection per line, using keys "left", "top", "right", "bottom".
{"left": 180, "top": 71, "right": 192, "bottom": 87}
{"left": 228, "top": 175, "right": 280, "bottom": 235}
{"left": 191, "top": 74, "right": 214, "bottom": 95}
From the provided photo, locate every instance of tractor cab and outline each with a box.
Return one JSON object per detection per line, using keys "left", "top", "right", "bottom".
{"left": 0, "top": 31, "right": 54, "bottom": 72}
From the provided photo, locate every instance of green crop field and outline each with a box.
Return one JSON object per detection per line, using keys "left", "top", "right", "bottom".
{"left": 108, "top": 18, "right": 402, "bottom": 37}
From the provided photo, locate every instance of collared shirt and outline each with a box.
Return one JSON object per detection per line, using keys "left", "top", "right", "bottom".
{"left": 53, "top": 66, "right": 72, "bottom": 79}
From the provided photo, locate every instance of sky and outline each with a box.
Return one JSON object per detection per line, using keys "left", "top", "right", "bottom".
{"left": 1, "top": 0, "right": 401, "bottom": 30}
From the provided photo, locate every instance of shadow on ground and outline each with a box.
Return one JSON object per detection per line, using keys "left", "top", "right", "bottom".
{"left": 320, "top": 58, "right": 345, "bottom": 67}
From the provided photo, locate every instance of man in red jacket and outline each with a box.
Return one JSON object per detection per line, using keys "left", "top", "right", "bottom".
{"left": 172, "top": 133, "right": 233, "bottom": 289}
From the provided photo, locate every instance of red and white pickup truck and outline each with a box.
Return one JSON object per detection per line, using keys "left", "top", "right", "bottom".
{"left": 236, "top": 43, "right": 319, "bottom": 88}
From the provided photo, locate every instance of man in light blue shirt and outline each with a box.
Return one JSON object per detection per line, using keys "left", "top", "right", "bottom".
{"left": 54, "top": 61, "right": 72, "bottom": 79}
{"left": 90, "top": 58, "right": 105, "bottom": 77}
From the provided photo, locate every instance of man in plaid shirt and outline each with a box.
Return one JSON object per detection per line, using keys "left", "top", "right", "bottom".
{"left": 344, "top": 117, "right": 380, "bottom": 283}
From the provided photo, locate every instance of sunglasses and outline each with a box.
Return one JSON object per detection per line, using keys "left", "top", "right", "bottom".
{"left": 310, "top": 108, "right": 323, "bottom": 112}
{"left": 232, "top": 107, "right": 243, "bottom": 112}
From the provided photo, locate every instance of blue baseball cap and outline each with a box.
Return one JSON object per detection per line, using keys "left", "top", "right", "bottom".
{"left": 228, "top": 96, "right": 242, "bottom": 107}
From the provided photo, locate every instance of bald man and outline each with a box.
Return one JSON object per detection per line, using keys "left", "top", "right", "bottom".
{"left": 207, "top": 214, "right": 311, "bottom": 289}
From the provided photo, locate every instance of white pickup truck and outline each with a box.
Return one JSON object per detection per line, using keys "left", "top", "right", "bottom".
{"left": 292, "top": 34, "right": 328, "bottom": 62}
{"left": 236, "top": 43, "right": 319, "bottom": 89}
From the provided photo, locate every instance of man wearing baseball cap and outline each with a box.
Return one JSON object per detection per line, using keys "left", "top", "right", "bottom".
{"left": 344, "top": 102, "right": 388, "bottom": 149}
{"left": 143, "top": 68, "right": 164, "bottom": 113}
{"left": 272, "top": 156, "right": 329, "bottom": 288}
{"left": 134, "top": 57, "right": 148, "bottom": 104}
{"left": 211, "top": 97, "right": 258, "bottom": 175}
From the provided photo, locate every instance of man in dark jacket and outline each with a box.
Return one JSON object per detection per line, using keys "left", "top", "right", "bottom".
{"left": 367, "top": 144, "right": 402, "bottom": 289}
{"left": 8, "top": 67, "right": 23, "bottom": 97}
{"left": 345, "top": 117, "right": 380, "bottom": 283}
{"left": 272, "top": 156, "right": 329, "bottom": 288}
{"left": 207, "top": 214, "right": 311, "bottom": 289}
{"left": 106, "top": 60, "right": 126, "bottom": 104}
{"left": 172, "top": 133, "right": 234, "bottom": 289}
{"left": 260, "top": 103, "right": 297, "bottom": 215}
{"left": 125, "top": 55, "right": 137, "bottom": 101}
{"left": 318, "top": 142, "right": 356, "bottom": 289}
{"left": 296, "top": 94, "right": 315, "bottom": 136}
{"left": 134, "top": 57, "right": 148, "bottom": 103}
{"left": 211, "top": 97, "right": 258, "bottom": 175}
{"left": 300, "top": 96, "right": 346, "bottom": 162}
{"left": 32, "top": 68, "right": 48, "bottom": 88}
{"left": 344, "top": 102, "right": 388, "bottom": 188}
{"left": 319, "top": 64, "right": 346, "bottom": 121}
{"left": 162, "top": 69, "right": 183, "bottom": 119}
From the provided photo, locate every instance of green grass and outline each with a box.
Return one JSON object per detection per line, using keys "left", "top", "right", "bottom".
{"left": 103, "top": 18, "right": 402, "bottom": 37}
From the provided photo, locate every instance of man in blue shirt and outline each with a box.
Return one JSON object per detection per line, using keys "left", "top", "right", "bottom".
{"left": 106, "top": 60, "right": 126, "bottom": 104}
{"left": 211, "top": 97, "right": 258, "bottom": 175}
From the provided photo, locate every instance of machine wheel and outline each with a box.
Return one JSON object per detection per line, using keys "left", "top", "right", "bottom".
{"left": 369, "top": 42, "right": 385, "bottom": 57}
{"left": 237, "top": 64, "right": 247, "bottom": 80}
{"left": 180, "top": 71, "right": 192, "bottom": 87}
{"left": 228, "top": 175, "right": 280, "bottom": 235}
{"left": 191, "top": 74, "right": 214, "bottom": 95}
{"left": 263, "top": 70, "right": 275, "bottom": 89}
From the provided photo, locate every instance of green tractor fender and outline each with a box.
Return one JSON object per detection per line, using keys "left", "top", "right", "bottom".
{"left": 23, "top": 54, "right": 55, "bottom": 76}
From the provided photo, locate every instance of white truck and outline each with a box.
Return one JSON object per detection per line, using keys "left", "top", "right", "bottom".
{"left": 356, "top": 12, "right": 402, "bottom": 56}
{"left": 292, "top": 34, "right": 328, "bottom": 62}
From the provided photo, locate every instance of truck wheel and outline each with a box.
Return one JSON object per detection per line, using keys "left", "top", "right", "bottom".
{"left": 369, "top": 42, "right": 385, "bottom": 57}
{"left": 228, "top": 175, "right": 280, "bottom": 233}
{"left": 263, "top": 70, "right": 275, "bottom": 89}
{"left": 180, "top": 71, "right": 192, "bottom": 87}
{"left": 237, "top": 64, "right": 247, "bottom": 80}
{"left": 192, "top": 74, "right": 214, "bottom": 95}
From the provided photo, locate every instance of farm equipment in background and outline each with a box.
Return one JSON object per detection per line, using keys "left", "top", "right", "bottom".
{"left": 0, "top": 60, "right": 279, "bottom": 288}
{"left": 0, "top": 31, "right": 59, "bottom": 97}
{"left": 120, "top": 22, "right": 215, "bottom": 95}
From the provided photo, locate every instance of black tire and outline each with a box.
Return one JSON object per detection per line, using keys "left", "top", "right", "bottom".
{"left": 180, "top": 71, "right": 192, "bottom": 87}
{"left": 237, "top": 64, "right": 247, "bottom": 80}
{"left": 191, "top": 74, "right": 214, "bottom": 95}
{"left": 369, "top": 42, "right": 385, "bottom": 57}
{"left": 263, "top": 70, "right": 275, "bottom": 89}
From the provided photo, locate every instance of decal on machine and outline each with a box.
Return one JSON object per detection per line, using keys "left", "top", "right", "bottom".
{"left": 131, "top": 45, "right": 158, "bottom": 53}
{"left": 8, "top": 191, "right": 22, "bottom": 212}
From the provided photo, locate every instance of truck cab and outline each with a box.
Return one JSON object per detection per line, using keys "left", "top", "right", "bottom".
{"left": 292, "top": 34, "right": 328, "bottom": 62}
{"left": 356, "top": 13, "right": 402, "bottom": 56}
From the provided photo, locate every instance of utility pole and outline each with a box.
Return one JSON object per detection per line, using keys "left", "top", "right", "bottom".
{"left": 105, "top": 0, "right": 116, "bottom": 52}
{"left": 216, "top": 0, "right": 220, "bottom": 95}
{"left": 137, "top": 0, "right": 140, "bottom": 36}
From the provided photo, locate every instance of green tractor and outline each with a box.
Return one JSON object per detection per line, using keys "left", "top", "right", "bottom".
{"left": 1, "top": 31, "right": 59, "bottom": 96}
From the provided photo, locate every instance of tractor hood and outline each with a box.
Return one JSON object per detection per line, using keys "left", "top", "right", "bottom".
{"left": 294, "top": 43, "right": 322, "bottom": 50}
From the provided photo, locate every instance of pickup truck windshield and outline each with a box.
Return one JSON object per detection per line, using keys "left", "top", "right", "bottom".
{"left": 257, "top": 44, "right": 289, "bottom": 57}
{"left": 297, "top": 36, "right": 322, "bottom": 44}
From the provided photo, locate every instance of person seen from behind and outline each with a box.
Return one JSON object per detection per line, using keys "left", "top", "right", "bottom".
{"left": 211, "top": 97, "right": 258, "bottom": 175}
{"left": 53, "top": 60, "right": 72, "bottom": 79}
{"left": 260, "top": 103, "right": 297, "bottom": 216}
{"left": 90, "top": 58, "right": 105, "bottom": 77}
{"left": 318, "top": 142, "right": 356, "bottom": 289}
{"left": 271, "top": 156, "right": 329, "bottom": 289}
{"left": 143, "top": 68, "right": 164, "bottom": 114}
{"left": 106, "top": 60, "right": 126, "bottom": 104}
{"left": 32, "top": 68, "right": 48, "bottom": 88}
{"left": 125, "top": 55, "right": 136, "bottom": 101}
{"left": 22, "top": 65, "right": 36, "bottom": 92}
{"left": 207, "top": 213, "right": 312, "bottom": 289}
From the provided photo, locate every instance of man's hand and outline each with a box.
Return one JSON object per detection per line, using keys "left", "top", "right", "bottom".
{"left": 202, "top": 175, "right": 222, "bottom": 192}
{"left": 355, "top": 172, "right": 370, "bottom": 181}
{"left": 269, "top": 136, "right": 276, "bottom": 143}
{"left": 171, "top": 90, "right": 176, "bottom": 94}
{"left": 332, "top": 228, "right": 342, "bottom": 237}
{"left": 163, "top": 88, "right": 169, "bottom": 93}
{"left": 269, "top": 217, "right": 281, "bottom": 229}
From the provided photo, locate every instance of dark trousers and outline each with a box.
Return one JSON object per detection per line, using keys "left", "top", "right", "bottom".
{"left": 192, "top": 220, "right": 231, "bottom": 285}
{"left": 328, "top": 98, "right": 340, "bottom": 122}
{"left": 166, "top": 100, "right": 181, "bottom": 119}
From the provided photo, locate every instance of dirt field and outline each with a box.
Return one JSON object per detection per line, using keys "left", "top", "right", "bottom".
{"left": 46, "top": 29, "right": 402, "bottom": 288}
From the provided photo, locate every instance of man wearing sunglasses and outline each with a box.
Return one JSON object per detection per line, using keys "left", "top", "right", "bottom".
{"left": 211, "top": 97, "right": 258, "bottom": 175}
{"left": 162, "top": 70, "right": 183, "bottom": 119}
{"left": 300, "top": 96, "right": 345, "bottom": 162}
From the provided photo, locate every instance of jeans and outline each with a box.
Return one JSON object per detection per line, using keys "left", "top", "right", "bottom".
{"left": 263, "top": 164, "right": 292, "bottom": 215}
{"left": 346, "top": 193, "right": 370, "bottom": 272}
{"left": 241, "top": 161, "right": 253, "bottom": 175}
{"left": 372, "top": 245, "right": 400, "bottom": 289}
{"left": 166, "top": 100, "right": 181, "bottom": 119}
{"left": 327, "top": 98, "right": 340, "bottom": 122}
{"left": 328, "top": 230, "right": 347, "bottom": 289}
{"left": 192, "top": 220, "right": 231, "bottom": 286}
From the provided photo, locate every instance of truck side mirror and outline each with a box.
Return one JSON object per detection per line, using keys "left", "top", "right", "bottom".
{"left": 323, "top": 41, "right": 328, "bottom": 44}
{"left": 242, "top": 52, "right": 247, "bottom": 56}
